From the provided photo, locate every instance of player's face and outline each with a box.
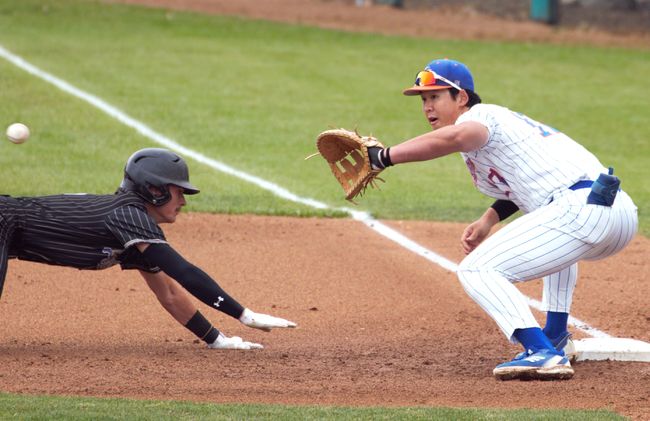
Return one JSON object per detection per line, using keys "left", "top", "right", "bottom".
{"left": 147, "top": 185, "right": 187, "bottom": 224}
{"left": 420, "top": 89, "right": 467, "bottom": 130}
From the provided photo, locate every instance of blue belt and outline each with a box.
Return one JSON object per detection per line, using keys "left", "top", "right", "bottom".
{"left": 568, "top": 175, "right": 620, "bottom": 207}
{"left": 569, "top": 180, "right": 593, "bottom": 190}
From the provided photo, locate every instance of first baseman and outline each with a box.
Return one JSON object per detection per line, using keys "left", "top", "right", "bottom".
{"left": 367, "top": 58, "right": 638, "bottom": 380}
{"left": 0, "top": 148, "right": 296, "bottom": 349}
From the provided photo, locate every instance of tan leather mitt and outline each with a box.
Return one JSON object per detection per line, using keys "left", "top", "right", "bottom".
{"left": 310, "top": 128, "right": 385, "bottom": 202}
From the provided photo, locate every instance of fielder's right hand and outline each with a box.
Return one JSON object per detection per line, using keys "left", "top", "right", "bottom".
{"left": 239, "top": 308, "right": 297, "bottom": 332}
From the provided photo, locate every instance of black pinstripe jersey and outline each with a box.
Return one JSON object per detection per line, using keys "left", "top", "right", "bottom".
{"left": 3, "top": 192, "right": 165, "bottom": 272}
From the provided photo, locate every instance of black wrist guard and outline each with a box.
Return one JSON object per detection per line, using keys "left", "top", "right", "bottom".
{"left": 185, "top": 310, "right": 220, "bottom": 343}
{"left": 491, "top": 200, "right": 519, "bottom": 221}
{"left": 368, "top": 147, "right": 393, "bottom": 170}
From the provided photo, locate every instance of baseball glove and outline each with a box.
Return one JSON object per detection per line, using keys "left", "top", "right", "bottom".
{"left": 308, "top": 128, "right": 385, "bottom": 202}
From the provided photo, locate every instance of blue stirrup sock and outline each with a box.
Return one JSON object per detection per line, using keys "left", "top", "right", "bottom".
{"left": 513, "top": 327, "right": 557, "bottom": 353}
{"left": 543, "top": 311, "right": 569, "bottom": 340}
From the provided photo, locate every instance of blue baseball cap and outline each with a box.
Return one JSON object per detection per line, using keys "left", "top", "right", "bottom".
{"left": 403, "top": 59, "right": 474, "bottom": 96}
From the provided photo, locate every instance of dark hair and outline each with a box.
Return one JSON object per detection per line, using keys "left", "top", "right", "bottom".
{"left": 449, "top": 88, "right": 482, "bottom": 108}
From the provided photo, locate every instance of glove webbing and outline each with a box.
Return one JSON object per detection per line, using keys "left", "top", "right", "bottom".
{"left": 337, "top": 149, "right": 365, "bottom": 184}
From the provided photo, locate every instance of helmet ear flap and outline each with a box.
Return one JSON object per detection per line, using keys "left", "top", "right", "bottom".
{"left": 148, "top": 183, "right": 171, "bottom": 206}
{"left": 120, "top": 172, "right": 172, "bottom": 206}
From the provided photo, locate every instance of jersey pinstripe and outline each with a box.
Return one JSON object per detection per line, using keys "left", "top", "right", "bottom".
{"left": 457, "top": 189, "right": 637, "bottom": 340}
{"left": 1, "top": 192, "right": 165, "bottom": 273}
{"left": 452, "top": 104, "right": 638, "bottom": 344}
{"left": 457, "top": 104, "right": 606, "bottom": 213}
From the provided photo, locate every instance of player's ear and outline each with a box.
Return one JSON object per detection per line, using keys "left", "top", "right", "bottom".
{"left": 457, "top": 89, "right": 470, "bottom": 107}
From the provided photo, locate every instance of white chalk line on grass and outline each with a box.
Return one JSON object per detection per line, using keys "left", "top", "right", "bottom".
{"left": 0, "top": 44, "right": 615, "bottom": 340}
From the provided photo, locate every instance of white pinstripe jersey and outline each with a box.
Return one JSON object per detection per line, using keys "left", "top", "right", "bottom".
{"left": 456, "top": 104, "right": 607, "bottom": 213}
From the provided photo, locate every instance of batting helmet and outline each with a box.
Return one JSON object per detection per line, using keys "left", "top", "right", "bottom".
{"left": 119, "top": 148, "right": 200, "bottom": 206}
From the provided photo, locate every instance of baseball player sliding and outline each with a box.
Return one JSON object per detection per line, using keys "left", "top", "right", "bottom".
{"left": 0, "top": 148, "right": 296, "bottom": 349}
{"left": 364, "top": 59, "right": 638, "bottom": 380}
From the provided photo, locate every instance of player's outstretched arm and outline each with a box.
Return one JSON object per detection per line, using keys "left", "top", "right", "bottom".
{"left": 140, "top": 269, "right": 197, "bottom": 324}
{"left": 390, "top": 121, "right": 489, "bottom": 164}
{"left": 138, "top": 242, "right": 297, "bottom": 332}
{"left": 138, "top": 243, "right": 246, "bottom": 318}
{"left": 140, "top": 270, "right": 263, "bottom": 350}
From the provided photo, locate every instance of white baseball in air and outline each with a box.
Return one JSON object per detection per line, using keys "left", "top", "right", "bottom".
{"left": 6, "top": 123, "right": 30, "bottom": 144}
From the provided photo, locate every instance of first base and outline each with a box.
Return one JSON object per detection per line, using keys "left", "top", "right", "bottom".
{"left": 574, "top": 338, "right": 650, "bottom": 362}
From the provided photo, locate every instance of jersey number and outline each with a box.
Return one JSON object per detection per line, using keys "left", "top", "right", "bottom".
{"left": 514, "top": 112, "right": 558, "bottom": 137}
{"left": 466, "top": 158, "right": 512, "bottom": 198}
{"left": 488, "top": 168, "right": 511, "bottom": 197}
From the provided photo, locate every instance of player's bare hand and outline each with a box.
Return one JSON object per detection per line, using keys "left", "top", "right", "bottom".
{"left": 239, "top": 308, "right": 297, "bottom": 332}
{"left": 461, "top": 220, "right": 491, "bottom": 254}
{"left": 207, "top": 333, "right": 263, "bottom": 350}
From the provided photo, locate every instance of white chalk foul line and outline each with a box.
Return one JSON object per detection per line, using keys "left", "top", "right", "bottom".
{"left": 0, "top": 44, "right": 613, "bottom": 339}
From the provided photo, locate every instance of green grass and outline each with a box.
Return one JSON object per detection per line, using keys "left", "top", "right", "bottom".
{"left": 0, "top": 0, "right": 648, "bottom": 232}
{"left": 0, "top": 1, "right": 646, "bottom": 417}
{"left": 0, "top": 393, "right": 626, "bottom": 420}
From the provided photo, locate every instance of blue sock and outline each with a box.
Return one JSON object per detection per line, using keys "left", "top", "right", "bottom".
{"left": 543, "top": 312, "right": 569, "bottom": 339}
{"left": 513, "top": 327, "right": 557, "bottom": 353}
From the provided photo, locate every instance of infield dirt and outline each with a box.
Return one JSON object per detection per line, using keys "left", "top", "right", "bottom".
{"left": 1, "top": 1, "right": 649, "bottom": 419}
{"left": 1, "top": 214, "right": 648, "bottom": 419}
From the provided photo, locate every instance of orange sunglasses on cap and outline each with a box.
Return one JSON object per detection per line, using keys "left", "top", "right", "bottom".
{"left": 414, "top": 69, "right": 463, "bottom": 91}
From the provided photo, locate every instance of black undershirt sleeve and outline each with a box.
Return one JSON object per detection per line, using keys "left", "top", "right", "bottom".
{"left": 490, "top": 199, "right": 519, "bottom": 221}
{"left": 142, "top": 243, "right": 244, "bottom": 319}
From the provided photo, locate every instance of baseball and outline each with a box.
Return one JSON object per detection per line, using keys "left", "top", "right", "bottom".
{"left": 6, "top": 123, "right": 30, "bottom": 144}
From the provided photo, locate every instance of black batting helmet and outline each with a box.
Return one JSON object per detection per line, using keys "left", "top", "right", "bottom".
{"left": 119, "top": 148, "right": 200, "bottom": 206}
